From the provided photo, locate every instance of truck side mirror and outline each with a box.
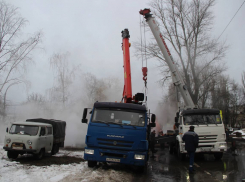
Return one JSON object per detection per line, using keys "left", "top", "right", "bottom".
{"left": 151, "top": 114, "right": 156, "bottom": 123}
{"left": 175, "top": 122, "right": 180, "bottom": 128}
{"left": 82, "top": 108, "right": 88, "bottom": 123}
{"left": 176, "top": 112, "right": 179, "bottom": 118}
{"left": 175, "top": 117, "right": 178, "bottom": 123}
{"left": 6, "top": 127, "right": 8, "bottom": 133}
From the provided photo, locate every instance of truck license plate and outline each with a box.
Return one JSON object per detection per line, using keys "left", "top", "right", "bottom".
{"left": 200, "top": 148, "right": 211, "bottom": 151}
{"left": 12, "top": 146, "right": 23, "bottom": 150}
{"left": 106, "top": 158, "right": 120, "bottom": 162}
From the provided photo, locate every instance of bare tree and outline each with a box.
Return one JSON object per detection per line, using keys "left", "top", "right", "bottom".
{"left": 84, "top": 73, "right": 107, "bottom": 104}
{"left": 83, "top": 73, "right": 122, "bottom": 105}
{"left": 0, "top": 1, "right": 42, "bottom": 115}
{"left": 48, "top": 52, "right": 80, "bottom": 107}
{"left": 242, "top": 71, "right": 245, "bottom": 91}
{"left": 135, "top": 0, "right": 228, "bottom": 106}
{"left": 3, "top": 80, "right": 30, "bottom": 111}
{"left": 209, "top": 75, "right": 230, "bottom": 125}
{"left": 26, "top": 93, "right": 46, "bottom": 104}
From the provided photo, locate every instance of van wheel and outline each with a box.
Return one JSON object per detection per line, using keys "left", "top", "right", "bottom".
{"left": 35, "top": 149, "right": 45, "bottom": 160}
{"left": 88, "top": 161, "right": 97, "bottom": 168}
{"left": 7, "top": 151, "right": 18, "bottom": 159}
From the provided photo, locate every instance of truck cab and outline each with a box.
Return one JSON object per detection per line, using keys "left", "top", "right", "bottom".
{"left": 82, "top": 102, "right": 155, "bottom": 170}
{"left": 3, "top": 121, "right": 53, "bottom": 159}
{"left": 173, "top": 109, "right": 227, "bottom": 160}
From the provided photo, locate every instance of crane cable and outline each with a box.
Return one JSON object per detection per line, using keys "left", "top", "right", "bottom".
{"left": 139, "top": 14, "right": 148, "bottom": 104}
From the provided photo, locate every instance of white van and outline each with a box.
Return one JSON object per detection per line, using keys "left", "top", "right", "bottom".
{"left": 4, "top": 121, "right": 54, "bottom": 159}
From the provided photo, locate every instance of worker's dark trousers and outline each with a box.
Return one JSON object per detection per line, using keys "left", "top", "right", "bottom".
{"left": 188, "top": 151, "right": 195, "bottom": 172}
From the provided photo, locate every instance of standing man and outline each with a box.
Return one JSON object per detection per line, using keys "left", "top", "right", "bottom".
{"left": 182, "top": 126, "right": 199, "bottom": 174}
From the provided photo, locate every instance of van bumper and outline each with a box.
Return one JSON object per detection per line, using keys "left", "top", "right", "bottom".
{"left": 3, "top": 147, "right": 37, "bottom": 153}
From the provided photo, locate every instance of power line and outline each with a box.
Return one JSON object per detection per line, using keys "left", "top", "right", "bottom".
{"left": 217, "top": 0, "right": 245, "bottom": 40}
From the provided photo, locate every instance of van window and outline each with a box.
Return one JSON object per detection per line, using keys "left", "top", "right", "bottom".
{"left": 47, "top": 127, "right": 52, "bottom": 135}
{"left": 40, "top": 127, "right": 46, "bottom": 136}
{"left": 10, "top": 125, "right": 39, "bottom": 136}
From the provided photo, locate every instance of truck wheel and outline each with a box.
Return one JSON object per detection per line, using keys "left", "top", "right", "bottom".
{"left": 35, "top": 149, "right": 45, "bottom": 160}
{"left": 88, "top": 161, "right": 97, "bottom": 168}
{"left": 51, "top": 146, "right": 56, "bottom": 155}
{"left": 169, "top": 144, "right": 174, "bottom": 154}
{"left": 7, "top": 151, "right": 18, "bottom": 159}
{"left": 138, "top": 163, "right": 147, "bottom": 173}
{"left": 51, "top": 145, "right": 59, "bottom": 155}
{"left": 214, "top": 152, "right": 223, "bottom": 160}
{"left": 177, "top": 143, "right": 186, "bottom": 160}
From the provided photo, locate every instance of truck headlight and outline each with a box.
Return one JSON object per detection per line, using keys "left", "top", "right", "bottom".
{"left": 219, "top": 143, "right": 227, "bottom": 148}
{"left": 134, "top": 154, "right": 145, "bottom": 160}
{"left": 27, "top": 140, "right": 32, "bottom": 145}
{"left": 6, "top": 138, "right": 11, "bottom": 143}
{"left": 85, "top": 149, "right": 94, "bottom": 155}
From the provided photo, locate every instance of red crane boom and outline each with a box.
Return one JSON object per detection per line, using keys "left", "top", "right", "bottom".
{"left": 122, "top": 29, "right": 132, "bottom": 103}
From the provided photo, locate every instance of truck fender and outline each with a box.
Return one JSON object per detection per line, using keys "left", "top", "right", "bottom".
{"left": 176, "top": 135, "right": 182, "bottom": 143}
{"left": 176, "top": 135, "right": 184, "bottom": 152}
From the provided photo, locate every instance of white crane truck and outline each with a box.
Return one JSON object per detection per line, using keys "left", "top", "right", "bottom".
{"left": 140, "top": 9, "right": 227, "bottom": 160}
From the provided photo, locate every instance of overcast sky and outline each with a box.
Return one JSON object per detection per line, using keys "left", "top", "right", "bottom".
{"left": 6, "top": 0, "right": 245, "bottom": 112}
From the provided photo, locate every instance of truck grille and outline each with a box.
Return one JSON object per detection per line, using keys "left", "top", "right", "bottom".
{"left": 198, "top": 135, "right": 217, "bottom": 144}
{"left": 97, "top": 138, "right": 134, "bottom": 149}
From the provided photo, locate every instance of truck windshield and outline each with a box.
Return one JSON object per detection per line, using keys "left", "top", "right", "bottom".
{"left": 183, "top": 114, "right": 222, "bottom": 125}
{"left": 91, "top": 108, "right": 146, "bottom": 127}
{"left": 9, "top": 125, "right": 39, "bottom": 136}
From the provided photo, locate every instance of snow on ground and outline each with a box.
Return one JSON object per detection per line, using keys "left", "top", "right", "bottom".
{"left": 0, "top": 144, "right": 85, "bottom": 182}
{"left": 0, "top": 144, "right": 135, "bottom": 182}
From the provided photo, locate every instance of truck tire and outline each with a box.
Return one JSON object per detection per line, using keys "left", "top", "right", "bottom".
{"left": 88, "top": 160, "right": 97, "bottom": 168}
{"left": 169, "top": 144, "right": 174, "bottom": 154}
{"left": 214, "top": 152, "right": 223, "bottom": 160}
{"left": 7, "top": 151, "right": 18, "bottom": 159}
{"left": 176, "top": 144, "right": 186, "bottom": 160}
{"left": 35, "top": 149, "right": 45, "bottom": 160}
{"left": 51, "top": 145, "right": 59, "bottom": 155}
{"left": 138, "top": 163, "right": 148, "bottom": 173}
